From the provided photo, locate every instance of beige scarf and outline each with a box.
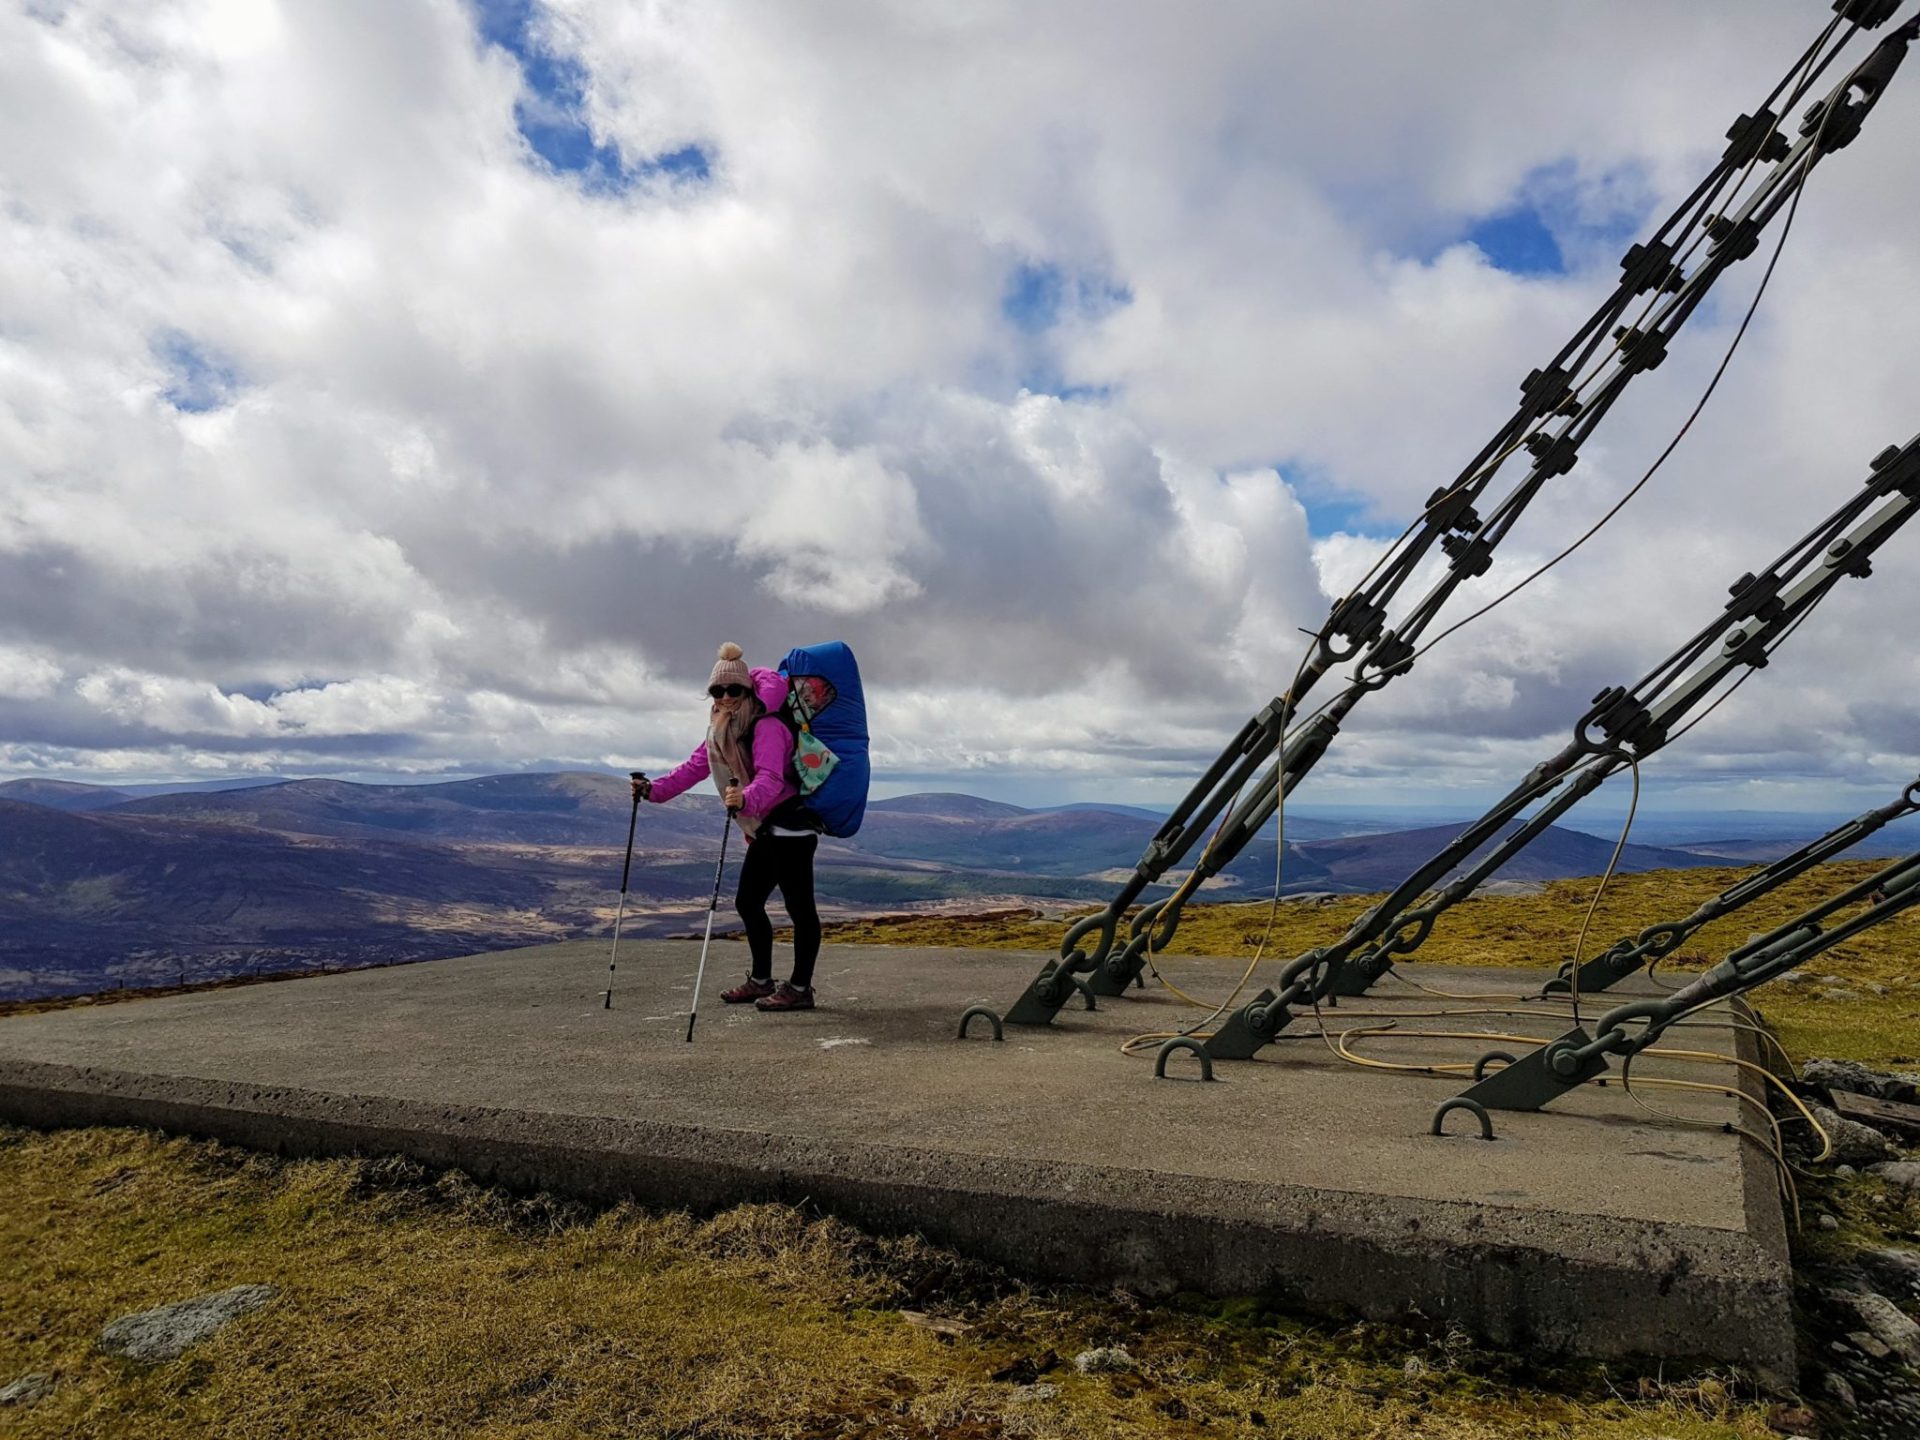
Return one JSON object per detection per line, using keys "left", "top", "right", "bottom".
{"left": 706, "top": 696, "right": 765, "bottom": 835}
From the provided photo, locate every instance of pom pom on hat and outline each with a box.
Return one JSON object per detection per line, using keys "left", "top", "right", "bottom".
{"left": 709, "top": 641, "right": 752, "bottom": 692}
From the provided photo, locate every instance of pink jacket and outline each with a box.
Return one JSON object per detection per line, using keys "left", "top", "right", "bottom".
{"left": 646, "top": 667, "right": 798, "bottom": 821}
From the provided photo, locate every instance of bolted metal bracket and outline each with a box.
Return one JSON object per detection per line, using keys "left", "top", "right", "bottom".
{"left": 1325, "top": 957, "right": 1380, "bottom": 998}
{"left": 957, "top": 1006, "right": 1004, "bottom": 1042}
{"left": 1542, "top": 949, "right": 1641, "bottom": 998}
{"left": 1003, "top": 962, "right": 1097, "bottom": 1025}
{"left": 1004, "top": 961, "right": 1072, "bottom": 1026}
{"left": 1085, "top": 948, "right": 1147, "bottom": 997}
{"left": 1456, "top": 1027, "right": 1610, "bottom": 1112}
{"left": 1199, "top": 989, "right": 1289, "bottom": 1061}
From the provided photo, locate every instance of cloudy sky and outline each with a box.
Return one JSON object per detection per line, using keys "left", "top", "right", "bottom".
{"left": 2, "top": 0, "right": 1916, "bottom": 815}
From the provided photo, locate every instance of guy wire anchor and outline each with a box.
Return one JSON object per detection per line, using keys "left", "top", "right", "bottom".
{"left": 979, "top": 6, "right": 1917, "bottom": 1038}
{"left": 1544, "top": 774, "right": 1920, "bottom": 997}
{"left": 1457, "top": 844, "right": 1920, "bottom": 1113}
{"left": 1182, "top": 435, "right": 1920, "bottom": 1070}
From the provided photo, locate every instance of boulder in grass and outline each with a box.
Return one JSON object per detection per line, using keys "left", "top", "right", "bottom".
{"left": 0, "top": 1374, "right": 54, "bottom": 1406}
{"left": 99, "top": 1284, "right": 276, "bottom": 1364}
{"left": 1808, "top": 1104, "right": 1898, "bottom": 1166}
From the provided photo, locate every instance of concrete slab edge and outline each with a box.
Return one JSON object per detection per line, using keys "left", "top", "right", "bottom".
{"left": 0, "top": 1057, "right": 1792, "bottom": 1380}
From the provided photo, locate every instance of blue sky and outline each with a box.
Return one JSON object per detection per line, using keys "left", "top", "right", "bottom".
{"left": 155, "top": 331, "right": 240, "bottom": 414}
{"left": 474, "top": 0, "right": 711, "bottom": 192}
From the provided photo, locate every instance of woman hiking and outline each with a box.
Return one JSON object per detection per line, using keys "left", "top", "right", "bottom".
{"left": 632, "top": 643, "right": 822, "bottom": 1011}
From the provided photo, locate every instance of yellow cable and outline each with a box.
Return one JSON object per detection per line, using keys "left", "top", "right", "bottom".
{"left": 1326, "top": 1025, "right": 1808, "bottom": 1220}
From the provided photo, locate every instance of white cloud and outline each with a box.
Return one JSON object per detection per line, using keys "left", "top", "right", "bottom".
{"left": 0, "top": 0, "right": 1915, "bottom": 815}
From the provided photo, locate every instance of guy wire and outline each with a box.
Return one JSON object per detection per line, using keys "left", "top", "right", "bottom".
{"left": 1115, "top": 11, "right": 1873, "bottom": 1062}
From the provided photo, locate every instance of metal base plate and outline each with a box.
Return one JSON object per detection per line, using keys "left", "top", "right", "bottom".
{"left": 1200, "top": 989, "right": 1286, "bottom": 1060}
{"left": 1003, "top": 961, "right": 1070, "bottom": 1027}
{"left": 1085, "top": 951, "right": 1145, "bottom": 997}
{"left": 1326, "top": 959, "right": 1381, "bottom": 998}
{"left": 1541, "top": 952, "right": 1639, "bottom": 998}
{"left": 1457, "top": 1026, "right": 1609, "bottom": 1112}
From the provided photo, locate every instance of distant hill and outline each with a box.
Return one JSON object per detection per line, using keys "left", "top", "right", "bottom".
{"left": 1292, "top": 820, "right": 1721, "bottom": 892}
{"left": 1667, "top": 831, "right": 1920, "bottom": 864}
{"left": 0, "top": 770, "right": 1854, "bottom": 1002}
{"left": 109, "top": 773, "right": 720, "bottom": 849}
{"left": 0, "top": 779, "right": 133, "bottom": 812}
{"left": 0, "top": 779, "right": 1134, "bottom": 1000}
{"left": 0, "top": 797, "right": 625, "bottom": 999}
{"left": 1037, "top": 801, "right": 1168, "bottom": 821}
{"left": 0, "top": 776, "right": 295, "bottom": 808}
{"left": 868, "top": 793, "right": 1032, "bottom": 821}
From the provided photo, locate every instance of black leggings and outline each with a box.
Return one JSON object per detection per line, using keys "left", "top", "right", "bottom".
{"left": 735, "top": 832, "right": 821, "bottom": 987}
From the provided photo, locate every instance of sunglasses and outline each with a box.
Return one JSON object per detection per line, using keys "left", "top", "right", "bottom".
{"left": 708, "top": 684, "right": 749, "bottom": 699}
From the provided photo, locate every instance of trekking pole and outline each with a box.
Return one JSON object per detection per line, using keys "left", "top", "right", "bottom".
{"left": 686, "top": 805, "right": 737, "bottom": 1043}
{"left": 603, "top": 772, "right": 645, "bottom": 1010}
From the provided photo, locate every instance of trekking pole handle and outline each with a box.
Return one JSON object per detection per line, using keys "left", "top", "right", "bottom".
{"left": 619, "top": 774, "right": 646, "bottom": 892}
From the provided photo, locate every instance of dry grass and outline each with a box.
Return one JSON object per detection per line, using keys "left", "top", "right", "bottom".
{"left": 0, "top": 1124, "right": 1781, "bottom": 1440}
{"left": 822, "top": 859, "right": 1920, "bottom": 1068}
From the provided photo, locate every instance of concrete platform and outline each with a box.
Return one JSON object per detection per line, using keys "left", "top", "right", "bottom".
{"left": 0, "top": 940, "right": 1792, "bottom": 1377}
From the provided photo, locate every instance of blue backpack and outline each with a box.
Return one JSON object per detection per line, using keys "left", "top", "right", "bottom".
{"left": 774, "top": 641, "right": 870, "bottom": 837}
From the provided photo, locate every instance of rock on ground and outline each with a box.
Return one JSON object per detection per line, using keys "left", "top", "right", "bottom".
{"left": 1808, "top": 1104, "right": 1898, "bottom": 1166}
{"left": 0, "top": 1374, "right": 54, "bottom": 1406}
{"left": 98, "top": 1284, "right": 277, "bottom": 1364}
{"left": 1805, "top": 1058, "right": 1920, "bottom": 1104}
{"left": 1860, "top": 1247, "right": 1920, "bottom": 1299}
{"left": 1870, "top": 1161, "right": 1920, "bottom": 1193}
{"left": 1823, "top": 1371, "right": 1858, "bottom": 1412}
{"left": 1833, "top": 1291, "right": 1920, "bottom": 1366}
{"left": 1072, "top": 1346, "right": 1135, "bottom": 1375}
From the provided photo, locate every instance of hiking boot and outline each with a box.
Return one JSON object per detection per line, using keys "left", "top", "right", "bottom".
{"left": 755, "top": 981, "right": 816, "bottom": 1012}
{"left": 721, "top": 976, "right": 777, "bottom": 1004}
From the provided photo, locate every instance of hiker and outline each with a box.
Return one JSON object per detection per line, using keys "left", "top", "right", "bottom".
{"left": 632, "top": 643, "right": 822, "bottom": 1011}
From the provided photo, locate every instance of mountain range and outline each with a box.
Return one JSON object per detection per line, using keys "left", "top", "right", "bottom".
{"left": 2, "top": 772, "right": 1911, "bottom": 1001}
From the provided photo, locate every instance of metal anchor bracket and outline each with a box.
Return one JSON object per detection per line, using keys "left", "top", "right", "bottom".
{"left": 1154, "top": 1036, "right": 1216, "bottom": 1081}
{"left": 1456, "top": 1027, "right": 1610, "bottom": 1112}
{"left": 957, "top": 1006, "right": 1004, "bottom": 1042}
{"left": 1431, "top": 1097, "right": 1497, "bottom": 1140}
{"left": 1200, "top": 990, "right": 1289, "bottom": 1061}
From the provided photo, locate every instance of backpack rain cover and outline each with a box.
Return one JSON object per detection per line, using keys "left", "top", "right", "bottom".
{"left": 778, "top": 641, "right": 870, "bottom": 837}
